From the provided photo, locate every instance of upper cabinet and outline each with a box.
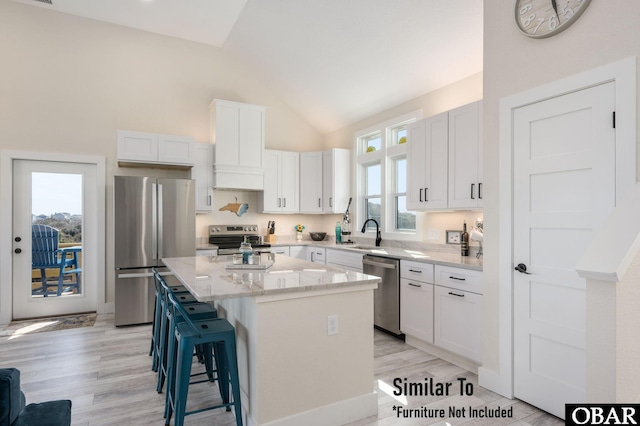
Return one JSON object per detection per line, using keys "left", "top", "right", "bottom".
{"left": 406, "top": 101, "right": 482, "bottom": 211}
{"left": 192, "top": 143, "right": 214, "bottom": 213}
{"left": 261, "top": 150, "right": 300, "bottom": 213}
{"left": 299, "top": 152, "right": 323, "bottom": 213}
{"left": 209, "top": 99, "right": 265, "bottom": 191}
{"left": 448, "top": 102, "right": 483, "bottom": 209}
{"left": 117, "top": 130, "right": 195, "bottom": 167}
{"left": 322, "top": 148, "right": 351, "bottom": 214}
{"left": 406, "top": 112, "right": 448, "bottom": 210}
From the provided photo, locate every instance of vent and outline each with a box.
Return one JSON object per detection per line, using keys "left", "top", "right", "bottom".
{"left": 33, "top": 0, "right": 53, "bottom": 4}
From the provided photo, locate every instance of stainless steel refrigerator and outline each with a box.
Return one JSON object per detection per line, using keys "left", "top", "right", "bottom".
{"left": 114, "top": 176, "right": 195, "bottom": 326}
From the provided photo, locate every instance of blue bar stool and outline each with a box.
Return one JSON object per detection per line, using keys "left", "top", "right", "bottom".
{"left": 153, "top": 270, "right": 218, "bottom": 394}
{"left": 150, "top": 274, "right": 191, "bottom": 372}
{"left": 165, "top": 290, "right": 243, "bottom": 426}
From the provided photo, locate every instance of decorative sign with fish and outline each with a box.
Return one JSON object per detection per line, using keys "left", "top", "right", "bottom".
{"left": 219, "top": 197, "right": 249, "bottom": 217}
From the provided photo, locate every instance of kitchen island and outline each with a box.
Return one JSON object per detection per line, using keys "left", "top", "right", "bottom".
{"left": 162, "top": 254, "right": 380, "bottom": 426}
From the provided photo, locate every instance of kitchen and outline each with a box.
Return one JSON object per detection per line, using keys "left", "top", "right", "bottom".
{"left": 2, "top": 1, "right": 640, "bottom": 425}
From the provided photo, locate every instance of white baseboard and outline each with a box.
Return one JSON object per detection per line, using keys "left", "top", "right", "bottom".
{"left": 405, "top": 335, "right": 480, "bottom": 375}
{"left": 98, "top": 302, "right": 114, "bottom": 314}
{"left": 247, "top": 392, "right": 378, "bottom": 426}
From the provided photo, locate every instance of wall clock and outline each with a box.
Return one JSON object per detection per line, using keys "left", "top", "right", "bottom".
{"left": 515, "top": 0, "right": 592, "bottom": 38}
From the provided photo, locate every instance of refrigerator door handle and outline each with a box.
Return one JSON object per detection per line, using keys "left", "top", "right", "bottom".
{"left": 117, "top": 272, "right": 154, "bottom": 279}
{"left": 158, "top": 183, "right": 164, "bottom": 260}
{"left": 152, "top": 183, "right": 158, "bottom": 260}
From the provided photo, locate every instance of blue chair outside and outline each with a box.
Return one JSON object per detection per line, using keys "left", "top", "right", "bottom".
{"left": 164, "top": 289, "right": 243, "bottom": 426}
{"left": 31, "top": 224, "right": 81, "bottom": 297}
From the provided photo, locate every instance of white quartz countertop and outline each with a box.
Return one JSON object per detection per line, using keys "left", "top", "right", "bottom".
{"left": 162, "top": 254, "right": 380, "bottom": 302}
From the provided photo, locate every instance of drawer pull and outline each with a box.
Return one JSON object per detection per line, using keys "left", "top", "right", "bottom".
{"left": 449, "top": 276, "right": 466, "bottom": 281}
{"left": 448, "top": 291, "right": 465, "bottom": 297}
{"left": 408, "top": 283, "right": 422, "bottom": 288}
{"left": 408, "top": 269, "right": 422, "bottom": 273}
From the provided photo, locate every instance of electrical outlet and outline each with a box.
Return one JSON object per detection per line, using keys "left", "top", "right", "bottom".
{"left": 327, "top": 314, "right": 339, "bottom": 335}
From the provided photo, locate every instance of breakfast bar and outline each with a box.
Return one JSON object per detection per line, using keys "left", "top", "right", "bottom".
{"left": 162, "top": 254, "right": 380, "bottom": 426}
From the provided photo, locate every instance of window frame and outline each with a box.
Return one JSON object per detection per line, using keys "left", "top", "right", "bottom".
{"left": 354, "top": 110, "right": 421, "bottom": 242}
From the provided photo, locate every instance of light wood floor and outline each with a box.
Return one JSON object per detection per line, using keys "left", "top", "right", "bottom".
{"left": 0, "top": 314, "right": 563, "bottom": 425}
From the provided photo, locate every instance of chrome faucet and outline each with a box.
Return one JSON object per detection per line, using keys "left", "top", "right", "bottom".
{"left": 361, "top": 218, "right": 382, "bottom": 247}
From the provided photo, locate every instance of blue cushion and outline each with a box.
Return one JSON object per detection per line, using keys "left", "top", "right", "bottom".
{"left": 0, "top": 368, "right": 25, "bottom": 426}
{"left": 12, "top": 400, "right": 72, "bottom": 426}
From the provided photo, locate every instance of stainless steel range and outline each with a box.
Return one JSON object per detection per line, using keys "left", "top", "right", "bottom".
{"left": 209, "top": 224, "right": 271, "bottom": 255}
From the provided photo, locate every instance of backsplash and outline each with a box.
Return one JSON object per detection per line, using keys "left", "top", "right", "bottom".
{"left": 196, "top": 190, "right": 483, "bottom": 251}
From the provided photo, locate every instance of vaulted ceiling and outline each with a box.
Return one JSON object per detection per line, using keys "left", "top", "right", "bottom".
{"left": 12, "top": 0, "right": 483, "bottom": 134}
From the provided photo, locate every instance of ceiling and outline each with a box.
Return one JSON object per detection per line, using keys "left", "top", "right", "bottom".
{"left": 12, "top": 0, "right": 483, "bottom": 135}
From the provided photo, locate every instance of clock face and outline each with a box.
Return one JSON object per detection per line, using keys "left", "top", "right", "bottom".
{"left": 515, "top": 0, "right": 591, "bottom": 38}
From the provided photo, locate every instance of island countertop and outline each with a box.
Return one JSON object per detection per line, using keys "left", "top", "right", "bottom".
{"left": 162, "top": 254, "right": 380, "bottom": 302}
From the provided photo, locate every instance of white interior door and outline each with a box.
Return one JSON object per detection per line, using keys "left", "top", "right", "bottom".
{"left": 513, "top": 82, "right": 615, "bottom": 418}
{"left": 12, "top": 160, "right": 98, "bottom": 319}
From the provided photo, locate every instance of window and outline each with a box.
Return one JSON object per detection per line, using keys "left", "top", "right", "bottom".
{"left": 355, "top": 111, "right": 420, "bottom": 240}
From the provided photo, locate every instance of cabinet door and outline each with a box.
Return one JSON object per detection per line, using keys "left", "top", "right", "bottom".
{"left": 117, "top": 130, "right": 158, "bottom": 163}
{"left": 406, "top": 120, "right": 427, "bottom": 210}
{"left": 307, "top": 247, "right": 326, "bottom": 264}
{"left": 280, "top": 151, "right": 299, "bottom": 213}
{"left": 448, "top": 102, "right": 481, "bottom": 209}
{"left": 212, "top": 101, "right": 240, "bottom": 166}
{"left": 400, "top": 278, "right": 434, "bottom": 343}
{"left": 157, "top": 134, "right": 195, "bottom": 165}
{"left": 262, "top": 150, "right": 281, "bottom": 212}
{"left": 238, "top": 106, "right": 264, "bottom": 169}
{"left": 193, "top": 143, "right": 213, "bottom": 212}
{"left": 406, "top": 114, "right": 448, "bottom": 211}
{"left": 299, "top": 152, "right": 323, "bottom": 213}
{"left": 322, "top": 149, "right": 351, "bottom": 213}
{"left": 434, "top": 285, "right": 483, "bottom": 362}
{"left": 289, "top": 246, "right": 306, "bottom": 259}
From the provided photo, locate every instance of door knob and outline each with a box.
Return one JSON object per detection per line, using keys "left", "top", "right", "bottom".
{"left": 14, "top": 248, "right": 22, "bottom": 254}
{"left": 514, "top": 263, "right": 531, "bottom": 274}
{"left": 14, "top": 236, "right": 21, "bottom": 242}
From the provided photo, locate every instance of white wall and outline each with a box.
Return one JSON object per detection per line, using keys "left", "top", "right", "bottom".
{"left": 0, "top": 1, "right": 323, "bottom": 309}
{"left": 482, "top": 0, "right": 640, "bottom": 381}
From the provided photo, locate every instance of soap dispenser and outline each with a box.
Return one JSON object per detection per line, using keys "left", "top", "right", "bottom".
{"left": 239, "top": 236, "right": 253, "bottom": 263}
{"left": 335, "top": 222, "right": 342, "bottom": 244}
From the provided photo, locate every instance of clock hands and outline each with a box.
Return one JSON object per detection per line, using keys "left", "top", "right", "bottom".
{"left": 551, "top": 0, "right": 560, "bottom": 21}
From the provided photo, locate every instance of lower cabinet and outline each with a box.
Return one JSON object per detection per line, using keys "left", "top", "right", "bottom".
{"left": 400, "top": 260, "right": 483, "bottom": 363}
{"left": 400, "top": 278, "right": 434, "bottom": 343}
{"left": 325, "top": 249, "right": 363, "bottom": 272}
{"left": 288, "top": 246, "right": 307, "bottom": 260}
{"left": 433, "top": 285, "right": 483, "bottom": 363}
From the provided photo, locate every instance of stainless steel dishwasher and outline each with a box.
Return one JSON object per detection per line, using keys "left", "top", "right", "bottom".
{"left": 362, "top": 254, "right": 403, "bottom": 337}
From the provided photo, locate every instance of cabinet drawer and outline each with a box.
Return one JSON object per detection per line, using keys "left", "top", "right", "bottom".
{"left": 434, "top": 265, "right": 482, "bottom": 295}
{"left": 400, "top": 260, "right": 434, "bottom": 284}
{"left": 434, "top": 285, "right": 482, "bottom": 362}
{"left": 326, "top": 249, "right": 364, "bottom": 270}
{"left": 400, "top": 278, "right": 433, "bottom": 343}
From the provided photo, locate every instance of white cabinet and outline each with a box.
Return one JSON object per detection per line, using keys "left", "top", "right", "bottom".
{"left": 448, "top": 101, "right": 483, "bottom": 209}
{"left": 322, "top": 149, "right": 351, "bottom": 213}
{"left": 270, "top": 246, "right": 290, "bottom": 256}
{"left": 192, "top": 143, "right": 214, "bottom": 213}
{"left": 288, "top": 245, "right": 307, "bottom": 260}
{"left": 434, "top": 286, "right": 483, "bottom": 362}
{"left": 433, "top": 264, "right": 483, "bottom": 362}
{"left": 261, "top": 150, "right": 299, "bottom": 213}
{"left": 306, "top": 247, "right": 326, "bottom": 264}
{"left": 400, "top": 260, "right": 434, "bottom": 343}
{"left": 299, "top": 152, "right": 324, "bottom": 213}
{"left": 117, "top": 130, "right": 195, "bottom": 167}
{"left": 209, "top": 99, "right": 265, "bottom": 190}
{"left": 326, "top": 249, "right": 363, "bottom": 272}
{"left": 406, "top": 112, "right": 448, "bottom": 210}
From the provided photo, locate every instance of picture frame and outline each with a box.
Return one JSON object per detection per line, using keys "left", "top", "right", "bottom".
{"left": 446, "top": 230, "right": 461, "bottom": 244}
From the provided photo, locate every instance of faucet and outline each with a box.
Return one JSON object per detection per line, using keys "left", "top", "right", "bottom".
{"left": 361, "top": 218, "right": 382, "bottom": 247}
